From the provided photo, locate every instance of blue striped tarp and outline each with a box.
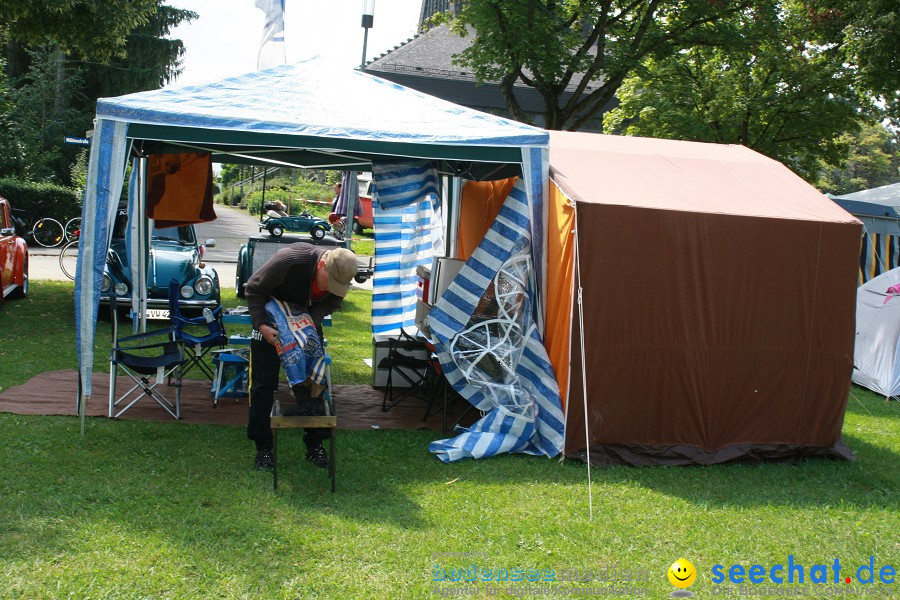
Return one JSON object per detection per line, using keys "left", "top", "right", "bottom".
{"left": 426, "top": 179, "right": 564, "bottom": 462}
{"left": 372, "top": 163, "right": 442, "bottom": 336}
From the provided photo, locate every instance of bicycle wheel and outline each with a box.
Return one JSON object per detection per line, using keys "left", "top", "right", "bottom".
{"left": 59, "top": 240, "right": 79, "bottom": 280}
{"left": 32, "top": 217, "right": 64, "bottom": 247}
{"left": 64, "top": 217, "right": 81, "bottom": 242}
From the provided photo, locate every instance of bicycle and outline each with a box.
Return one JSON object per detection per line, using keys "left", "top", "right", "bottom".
{"left": 59, "top": 229, "right": 81, "bottom": 281}
{"left": 64, "top": 217, "right": 81, "bottom": 243}
{"left": 11, "top": 208, "right": 66, "bottom": 247}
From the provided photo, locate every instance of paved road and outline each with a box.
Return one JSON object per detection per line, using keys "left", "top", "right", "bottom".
{"left": 194, "top": 203, "right": 261, "bottom": 263}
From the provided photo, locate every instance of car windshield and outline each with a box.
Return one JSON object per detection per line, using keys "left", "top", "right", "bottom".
{"left": 112, "top": 210, "right": 194, "bottom": 244}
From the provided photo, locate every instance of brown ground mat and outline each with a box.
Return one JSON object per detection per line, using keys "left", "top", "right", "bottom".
{"left": 0, "top": 370, "right": 466, "bottom": 431}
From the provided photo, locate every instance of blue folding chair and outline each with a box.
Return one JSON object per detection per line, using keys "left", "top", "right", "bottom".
{"left": 167, "top": 281, "right": 228, "bottom": 381}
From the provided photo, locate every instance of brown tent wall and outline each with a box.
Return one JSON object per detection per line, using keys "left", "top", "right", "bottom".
{"left": 564, "top": 202, "right": 861, "bottom": 464}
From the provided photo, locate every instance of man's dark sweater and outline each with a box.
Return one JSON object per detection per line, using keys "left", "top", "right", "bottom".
{"left": 244, "top": 243, "right": 344, "bottom": 330}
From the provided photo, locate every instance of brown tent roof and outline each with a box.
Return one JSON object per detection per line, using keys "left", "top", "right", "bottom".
{"left": 550, "top": 131, "right": 858, "bottom": 223}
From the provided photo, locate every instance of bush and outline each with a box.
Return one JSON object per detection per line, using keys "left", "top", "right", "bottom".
{"left": 0, "top": 177, "right": 81, "bottom": 223}
{"left": 244, "top": 183, "right": 333, "bottom": 219}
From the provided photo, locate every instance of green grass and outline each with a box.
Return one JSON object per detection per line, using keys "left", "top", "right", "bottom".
{"left": 1, "top": 282, "right": 898, "bottom": 598}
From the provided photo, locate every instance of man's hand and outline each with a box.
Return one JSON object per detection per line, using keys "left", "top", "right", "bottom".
{"left": 258, "top": 323, "right": 279, "bottom": 346}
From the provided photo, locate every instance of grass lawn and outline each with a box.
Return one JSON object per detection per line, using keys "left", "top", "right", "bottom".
{"left": 0, "top": 282, "right": 898, "bottom": 598}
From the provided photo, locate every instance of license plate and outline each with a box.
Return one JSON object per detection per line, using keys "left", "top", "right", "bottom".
{"left": 145, "top": 309, "right": 170, "bottom": 320}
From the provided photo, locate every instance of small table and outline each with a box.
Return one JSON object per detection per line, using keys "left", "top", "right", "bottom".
{"left": 270, "top": 409, "right": 337, "bottom": 493}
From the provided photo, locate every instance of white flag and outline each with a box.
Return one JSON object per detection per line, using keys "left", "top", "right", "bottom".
{"left": 255, "top": 0, "right": 285, "bottom": 69}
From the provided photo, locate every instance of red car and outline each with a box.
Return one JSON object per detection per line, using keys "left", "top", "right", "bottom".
{"left": 0, "top": 196, "right": 29, "bottom": 308}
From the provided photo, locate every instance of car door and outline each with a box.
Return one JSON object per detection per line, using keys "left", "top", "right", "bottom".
{"left": 0, "top": 201, "right": 13, "bottom": 295}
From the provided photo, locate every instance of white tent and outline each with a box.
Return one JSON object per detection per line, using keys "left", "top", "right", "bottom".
{"left": 852, "top": 267, "right": 900, "bottom": 398}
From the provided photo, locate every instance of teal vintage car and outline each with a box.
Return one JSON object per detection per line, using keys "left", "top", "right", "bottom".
{"left": 100, "top": 210, "right": 220, "bottom": 320}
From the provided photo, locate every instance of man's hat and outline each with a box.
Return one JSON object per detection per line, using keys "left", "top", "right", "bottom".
{"left": 325, "top": 248, "right": 357, "bottom": 297}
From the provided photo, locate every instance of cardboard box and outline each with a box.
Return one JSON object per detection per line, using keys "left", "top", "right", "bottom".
{"left": 415, "top": 299, "right": 432, "bottom": 335}
{"left": 430, "top": 257, "right": 465, "bottom": 304}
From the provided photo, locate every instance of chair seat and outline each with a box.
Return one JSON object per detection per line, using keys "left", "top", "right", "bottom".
{"left": 114, "top": 348, "right": 183, "bottom": 374}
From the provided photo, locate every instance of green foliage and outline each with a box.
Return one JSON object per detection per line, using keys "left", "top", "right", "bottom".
{"left": 0, "top": 177, "right": 81, "bottom": 222}
{"left": 804, "top": 0, "right": 900, "bottom": 122}
{"left": 68, "top": 149, "right": 89, "bottom": 198}
{"left": 815, "top": 122, "right": 900, "bottom": 195}
{"left": 0, "top": 0, "right": 160, "bottom": 63}
{"left": 453, "top": 0, "right": 763, "bottom": 130}
{"left": 0, "top": 45, "right": 88, "bottom": 183}
{"left": 0, "top": 2, "right": 194, "bottom": 185}
{"left": 604, "top": 1, "right": 865, "bottom": 180}
{"left": 77, "top": 4, "right": 195, "bottom": 99}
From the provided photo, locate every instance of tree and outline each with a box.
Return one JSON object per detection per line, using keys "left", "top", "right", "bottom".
{"left": 450, "top": 0, "right": 759, "bottom": 130}
{"left": 0, "top": 3, "right": 194, "bottom": 184}
{"left": 804, "top": 0, "right": 900, "bottom": 123}
{"left": 77, "top": 4, "right": 195, "bottom": 99}
{"left": 0, "top": 0, "right": 160, "bottom": 67}
{"left": 604, "top": 0, "right": 866, "bottom": 180}
{"left": 815, "top": 122, "right": 900, "bottom": 195}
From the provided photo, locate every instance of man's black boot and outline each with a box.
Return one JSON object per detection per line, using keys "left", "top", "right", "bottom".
{"left": 306, "top": 443, "right": 329, "bottom": 469}
{"left": 254, "top": 449, "right": 274, "bottom": 471}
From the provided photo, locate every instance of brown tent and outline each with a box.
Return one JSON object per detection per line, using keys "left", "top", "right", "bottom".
{"left": 544, "top": 131, "right": 861, "bottom": 465}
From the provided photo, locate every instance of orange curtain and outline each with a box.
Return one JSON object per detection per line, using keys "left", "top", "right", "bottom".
{"left": 544, "top": 182, "right": 576, "bottom": 411}
{"left": 146, "top": 152, "right": 216, "bottom": 228}
{"left": 456, "top": 178, "right": 518, "bottom": 260}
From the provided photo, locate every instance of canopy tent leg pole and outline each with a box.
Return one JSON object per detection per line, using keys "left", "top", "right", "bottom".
{"left": 573, "top": 209, "right": 592, "bottom": 520}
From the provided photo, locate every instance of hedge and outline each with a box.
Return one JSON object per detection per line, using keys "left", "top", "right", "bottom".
{"left": 0, "top": 178, "right": 81, "bottom": 225}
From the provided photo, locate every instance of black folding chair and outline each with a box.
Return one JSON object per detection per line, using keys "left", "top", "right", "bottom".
{"left": 380, "top": 328, "right": 453, "bottom": 431}
{"left": 108, "top": 296, "right": 186, "bottom": 419}
{"left": 167, "top": 281, "right": 227, "bottom": 381}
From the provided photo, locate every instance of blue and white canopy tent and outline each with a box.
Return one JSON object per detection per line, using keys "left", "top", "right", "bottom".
{"left": 75, "top": 57, "right": 563, "bottom": 460}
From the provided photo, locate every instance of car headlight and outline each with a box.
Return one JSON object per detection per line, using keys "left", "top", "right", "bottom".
{"left": 114, "top": 283, "right": 128, "bottom": 296}
{"left": 180, "top": 285, "right": 195, "bottom": 299}
{"left": 194, "top": 276, "right": 213, "bottom": 296}
{"left": 101, "top": 274, "right": 112, "bottom": 292}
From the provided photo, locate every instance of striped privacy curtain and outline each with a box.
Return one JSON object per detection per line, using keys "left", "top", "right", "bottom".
{"left": 371, "top": 160, "right": 443, "bottom": 335}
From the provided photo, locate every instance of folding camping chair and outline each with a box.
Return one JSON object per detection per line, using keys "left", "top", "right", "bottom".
{"left": 108, "top": 296, "right": 186, "bottom": 419}
{"left": 380, "top": 328, "right": 453, "bottom": 432}
{"left": 167, "top": 281, "right": 228, "bottom": 382}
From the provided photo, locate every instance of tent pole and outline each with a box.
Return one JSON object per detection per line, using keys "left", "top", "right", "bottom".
{"left": 138, "top": 158, "right": 148, "bottom": 333}
{"left": 573, "top": 208, "right": 593, "bottom": 520}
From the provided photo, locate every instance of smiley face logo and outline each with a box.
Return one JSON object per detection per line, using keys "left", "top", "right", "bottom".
{"left": 668, "top": 558, "right": 697, "bottom": 588}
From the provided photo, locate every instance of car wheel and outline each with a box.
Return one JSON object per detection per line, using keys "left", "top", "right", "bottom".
{"left": 9, "top": 257, "right": 27, "bottom": 299}
{"left": 269, "top": 224, "right": 284, "bottom": 237}
{"left": 310, "top": 226, "right": 326, "bottom": 240}
{"left": 354, "top": 274, "right": 368, "bottom": 284}
{"left": 353, "top": 220, "right": 364, "bottom": 235}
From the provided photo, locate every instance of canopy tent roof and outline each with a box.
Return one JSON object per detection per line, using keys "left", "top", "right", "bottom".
{"left": 829, "top": 197, "right": 900, "bottom": 236}
{"left": 549, "top": 131, "right": 857, "bottom": 224}
{"left": 837, "top": 182, "right": 900, "bottom": 208}
{"left": 95, "top": 57, "right": 548, "bottom": 178}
